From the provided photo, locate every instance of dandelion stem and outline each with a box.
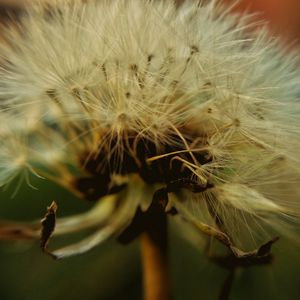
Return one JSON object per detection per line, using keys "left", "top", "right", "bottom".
{"left": 141, "top": 211, "right": 171, "bottom": 300}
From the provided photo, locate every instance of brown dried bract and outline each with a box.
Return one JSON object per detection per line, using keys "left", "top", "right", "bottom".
{"left": 40, "top": 201, "right": 57, "bottom": 258}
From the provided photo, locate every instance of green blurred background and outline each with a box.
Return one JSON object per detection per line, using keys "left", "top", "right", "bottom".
{"left": 1, "top": 178, "right": 300, "bottom": 300}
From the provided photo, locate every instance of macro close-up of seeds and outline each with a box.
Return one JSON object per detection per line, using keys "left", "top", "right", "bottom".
{"left": 0, "top": 1, "right": 300, "bottom": 300}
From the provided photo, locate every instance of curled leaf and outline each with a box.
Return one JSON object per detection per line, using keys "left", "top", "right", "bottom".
{"left": 40, "top": 201, "right": 57, "bottom": 258}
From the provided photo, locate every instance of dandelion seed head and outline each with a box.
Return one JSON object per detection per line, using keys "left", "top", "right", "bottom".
{"left": 1, "top": 0, "right": 300, "bottom": 252}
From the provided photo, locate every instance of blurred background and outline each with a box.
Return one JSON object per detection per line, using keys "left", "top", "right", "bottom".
{"left": 0, "top": 0, "right": 300, "bottom": 299}
{"left": 1, "top": 179, "right": 300, "bottom": 300}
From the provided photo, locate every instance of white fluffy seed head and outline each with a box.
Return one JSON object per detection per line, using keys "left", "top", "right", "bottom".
{"left": 1, "top": 0, "right": 300, "bottom": 249}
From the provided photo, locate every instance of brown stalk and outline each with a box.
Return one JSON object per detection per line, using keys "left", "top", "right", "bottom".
{"left": 141, "top": 209, "right": 170, "bottom": 300}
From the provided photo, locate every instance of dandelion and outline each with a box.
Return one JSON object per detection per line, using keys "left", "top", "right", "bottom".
{"left": 1, "top": 0, "right": 300, "bottom": 299}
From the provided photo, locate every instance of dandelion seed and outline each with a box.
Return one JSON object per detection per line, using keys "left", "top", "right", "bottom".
{"left": 1, "top": 0, "right": 300, "bottom": 298}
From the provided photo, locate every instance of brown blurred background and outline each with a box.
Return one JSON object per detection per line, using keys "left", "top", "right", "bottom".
{"left": 224, "top": 0, "right": 300, "bottom": 44}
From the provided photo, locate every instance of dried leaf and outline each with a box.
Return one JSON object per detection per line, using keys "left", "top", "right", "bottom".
{"left": 40, "top": 201, "right": 57, "bottom": 258}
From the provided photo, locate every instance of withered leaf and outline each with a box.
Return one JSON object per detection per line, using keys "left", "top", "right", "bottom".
{"left": 40, "top": 201, "right": 57, "bottom": 258}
